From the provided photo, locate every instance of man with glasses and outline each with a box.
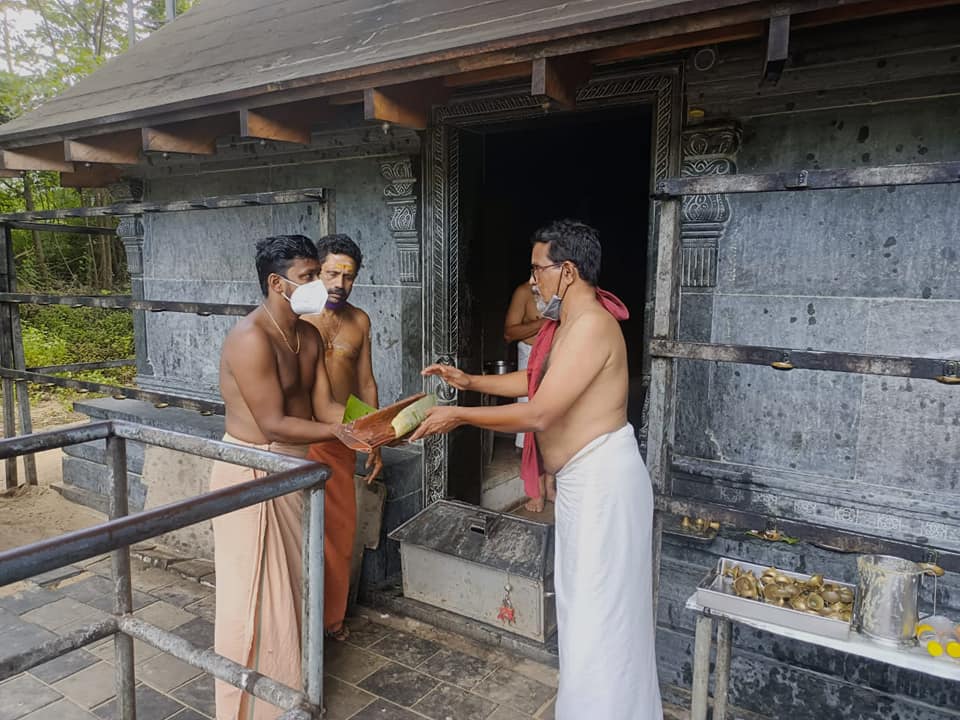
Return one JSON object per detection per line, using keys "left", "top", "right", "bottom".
{"left": 412, "top": 220, "right": 662, "bottom": 720}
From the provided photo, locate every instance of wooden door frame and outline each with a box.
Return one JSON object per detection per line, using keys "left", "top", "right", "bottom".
{"left": 420, "top": 65, "right": 683, "bottom": 504}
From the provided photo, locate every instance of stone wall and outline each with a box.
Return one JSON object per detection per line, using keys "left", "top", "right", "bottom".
{"left": 136, "top": 129, "right": 423, "bottom": 407}
{"left": 662, "top": 10, "right": 960, "bottom": 718}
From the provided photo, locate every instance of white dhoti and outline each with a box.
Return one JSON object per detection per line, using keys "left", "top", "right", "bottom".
{"left": 554, "top": 424, "right": 662, "bottom": 720}
{"left": 515, "top": 341, "right": 533, "bottom": 449}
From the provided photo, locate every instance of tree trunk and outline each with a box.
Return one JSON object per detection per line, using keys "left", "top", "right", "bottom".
{"left": 21, "top": 173, "right": 48, "bottom": 286}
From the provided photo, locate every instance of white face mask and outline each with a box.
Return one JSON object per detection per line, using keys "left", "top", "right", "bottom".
{"left": 281, "top": 276, "right": 328, "bottom": 316}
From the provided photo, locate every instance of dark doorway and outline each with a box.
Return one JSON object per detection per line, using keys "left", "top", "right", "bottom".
{"left": 451, "top": 105, "right": 653, "bottom": 511}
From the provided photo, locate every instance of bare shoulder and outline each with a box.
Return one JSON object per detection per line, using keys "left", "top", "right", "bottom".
{"left": 347, "top": 304, "right": 372, "bottom": 329}
{"left": 222, "top": 314, "right": 271, "bottom": 364}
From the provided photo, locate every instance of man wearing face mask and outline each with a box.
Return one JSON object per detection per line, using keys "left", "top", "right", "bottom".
{"left": 301, "top": 233, "right": 381, "bottom": 642}
{"left": 212, "top": 234, "right": 344, "bottom": 720}
{"left": 411, "top": 220, "right": 662, "bottom": 720}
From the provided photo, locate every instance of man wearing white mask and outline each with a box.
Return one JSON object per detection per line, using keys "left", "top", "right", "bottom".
{"left": 212, "top": 234, "right": 343, "bottom": 720}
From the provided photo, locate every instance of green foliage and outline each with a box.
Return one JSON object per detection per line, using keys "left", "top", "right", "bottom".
{"left": 21, "top": 304, "right": 133, "bottom": 365}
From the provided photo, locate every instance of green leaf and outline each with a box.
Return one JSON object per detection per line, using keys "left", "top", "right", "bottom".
{"left": 342, "top": 394, "right": 377, "bottom": 423}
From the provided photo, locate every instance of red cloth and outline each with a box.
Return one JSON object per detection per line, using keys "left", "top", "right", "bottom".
{"left": 520, "top": 289, "right": 629, "bottom": 498}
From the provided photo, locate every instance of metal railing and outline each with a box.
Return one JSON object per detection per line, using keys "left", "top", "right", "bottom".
{"left": 0, "top": 420, "right": 329, "bottom": 720}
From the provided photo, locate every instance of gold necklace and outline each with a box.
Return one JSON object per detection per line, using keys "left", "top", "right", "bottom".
{"left": 262, "top": 305, "right": 301, "bottom": 354}
{"left": 320, "top": 308, "right": 344, "bottom": 350}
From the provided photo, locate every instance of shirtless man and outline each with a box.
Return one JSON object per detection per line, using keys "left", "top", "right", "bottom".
{"left": 503, "top": 281, "right": 554, "bottom": 512}
{"left": 411, "top": 220, "right": 662, "bottom": 720}
{"left": 301, "top": 233, "right": 381, "bottom": 640}
{"left": 212, "top": 234, "right": 343, "bottom": 720}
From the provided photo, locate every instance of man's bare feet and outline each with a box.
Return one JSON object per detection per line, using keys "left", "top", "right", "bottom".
{"left": 326, "top": 625, "right": 350, "bottom": 642}
{"left": 524, "top": 496, "right": 545, "bottom": 513}
{"left": 545, "top": 474, "right": 557, "bottom": 502}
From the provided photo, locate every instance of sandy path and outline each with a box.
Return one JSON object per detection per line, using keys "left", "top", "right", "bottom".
{"left": 0, "top": 402, "right": 105, "bottom": 553}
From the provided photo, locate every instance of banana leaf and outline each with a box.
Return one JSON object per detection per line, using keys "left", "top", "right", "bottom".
{"left": 343, "top": 394, "right": 377, "bottom": 423}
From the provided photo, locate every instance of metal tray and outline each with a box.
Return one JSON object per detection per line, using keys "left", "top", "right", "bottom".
{"left": 696, "top": 558, "right": 854, "bottom": 640}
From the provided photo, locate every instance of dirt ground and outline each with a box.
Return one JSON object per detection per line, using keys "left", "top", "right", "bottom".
{"left": 0, "top": 398, "right": 103, "bottom": 554}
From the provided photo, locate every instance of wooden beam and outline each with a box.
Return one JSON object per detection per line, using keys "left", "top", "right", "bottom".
{"left": 59, "top": 165, "right": 127, "bottom": 189}
{"left": 762, "top": 14, "right": 791, "bottom": 85}
{"left": 0, "top": 142, "right": 74, "bottom": 173}
{"left": 0, "top": 170, "right": 21, "bottom": 178}
{"left": 590, "top": 22, "right": 766, "bottom": 64}
{"left": 531, "top": 56, "right": 592, "bottom": 109}
{"left": 328, "top": 91, "right": 363, "bottom": 105}
{"left": 793, "top": 0, "right": 960, "bottom": 29}
{"left": 239, "top": 99, "right": 335, "bottom": 145}
{"left": 142, "top": 115, "right": 238, "bottom": 155}
{"left": 363, "top": 80, "right": 449, "bottom": 131}
{"left": 64, "top": 130, "right": 142, "bottom": 165}
{"left": 444, "top": 62, "right": 533, "bottom": 88}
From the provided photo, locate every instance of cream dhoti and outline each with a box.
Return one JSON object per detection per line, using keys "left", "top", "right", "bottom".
{"left": 554, "top": 424, "right": 662, "bottom": 720}
{"left": 210, "top": 433, "right": 310, "bottom": 720}
{"left": 515, "top": 341, "right": 533, "bottom": 449}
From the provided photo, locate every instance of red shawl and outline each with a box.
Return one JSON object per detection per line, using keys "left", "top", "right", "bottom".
{"left": 520, "top": 289, "right": 629, "bottom": 498}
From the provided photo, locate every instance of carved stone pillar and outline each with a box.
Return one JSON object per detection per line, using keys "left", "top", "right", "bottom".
{"left": 680, "top": 123, "right": 741, "bottom": 288}
{"left": 112, "top": 180, "right": 154, "bottom": 379}
{"left": 379, "top": 157, "right": 420, "bottom": 284}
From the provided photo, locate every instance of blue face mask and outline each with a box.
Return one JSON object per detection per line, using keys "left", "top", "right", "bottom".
{"left": 535, "top": 265, "right": 569, "bottom": 322}
{"left": 536, "top": 293, "right": 563, "bottom": 322}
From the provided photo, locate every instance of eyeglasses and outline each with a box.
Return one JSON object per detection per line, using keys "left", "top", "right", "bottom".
{"left": 529, "top": 262, "right": 563, "bottom": 280}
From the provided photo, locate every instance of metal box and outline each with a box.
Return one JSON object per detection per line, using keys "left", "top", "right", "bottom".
{"left": 389, "top": 499, "right": 556, "bottom": 643}
{"left": 696, "top": 558, "right": 854, "bottom": 640}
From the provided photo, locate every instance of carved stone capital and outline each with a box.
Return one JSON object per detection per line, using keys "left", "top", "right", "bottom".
{"left": 107, "top": 179, "right": 143, "bottom": 203}
{"left": 680, "top": 122, "right": 741, "bottom": 288}
{"left": 681, "top": 122, "right": 742, "bottom": 158}
{"left": 380, "top": 156, "right": 421, "bottom": 284}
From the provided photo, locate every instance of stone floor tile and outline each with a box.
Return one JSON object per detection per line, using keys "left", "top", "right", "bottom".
{"left": 167, "top": 560, "right": 214, "bottom": 581}
{"left": 487, "top": 707, "right": 532, "bottom": 720}
{"left": 19, "top": 698, "right": 98, "bottom": 720}
{"left": 21, "top": 598, "right": 101, "bottom": 632}
{"left": 133, "top": 601, "right": 196, "bottom": 631}
{"left": 93, "top": 683, "right": 185, "bottom": 720}
{"left": 325, "top": 642, "right": 388, "bottom": 684}
{"left": 84, "top": 559, "right": 113, "bottom": 577}
{"left": 52, "top": 662, "right": 116, "bottom": 709}
{"left": 0, "top": 675, "right": 62, "bottom": 720}
{"left": 90, "top": 636, "right": 164, "bottom": 665}
{"left": 76, "top": 556, "right": 110, "bottom": 569}
{"left": 534, "top": 698, "right": 554, "bottom": 720}
{"left": 171, "top": 617, "right": 215, "bottom": 650}
{"left": 131, "top": 566, "right": 181, "bottom": 593}
{"left": 348, "top": 699, "right": 426, "bottom": 720}
{"left": 0, "top": 609, "right": 59, "bottom": 657}
{"left": 0, "top": 586, "right": 63, "bottom": 615}
{"left": 29, "top": 566, "right": 84, "bottom": 587}
{"left": 357, "top": 663, "right": 438, "bottom": 708}
{"left": 53, "top": 614, "right": 111, "bottom": 639}
{"left": 344, "top": 617, "right": 392, "bottom": 649}
{"left": 182, "top": 595, "right": 215, "bottom": 623}
{"left": 412, "top": 684, "right": 496, "bottom": 720}
{"left": 168, "top": 709, "right": 210, "bottom": 720}
{"left": 137, "top": 653, "right": 204, "bottom": 693}
{"left": 473, "top": 669, "right": 555, "bottom": 717}
{"left": 367, "top": 631, "right": 441, "bottom": 667}
{"left": 60, "top": 576, "right": 155, "bottom": 613}
{"left": 510, "top": 660, "right": 559, "bottom": 690}
{"left": 171, "top": 674, "right": 214, "bottom": 717}
{"left": 150, "top": 581, "right": 211, "bottom": 611}
{"left": 29, "top": 649, "right": 100, "bottom": 684}
{"left": 323, "top": 677, "right": 375, "bottom": 720}
{"left": 416, "top": 648, "right": 497, "bottom": 690}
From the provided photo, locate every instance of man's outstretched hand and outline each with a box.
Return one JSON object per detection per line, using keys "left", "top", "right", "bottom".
{"left": 364, "top": 447, "right": 384, "bottom": 484}
{"left": 409, "top": 406, "right": 462, "bottom": 442}
{"left": 421, "top": 363, "right": 472, "bottom": 391}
